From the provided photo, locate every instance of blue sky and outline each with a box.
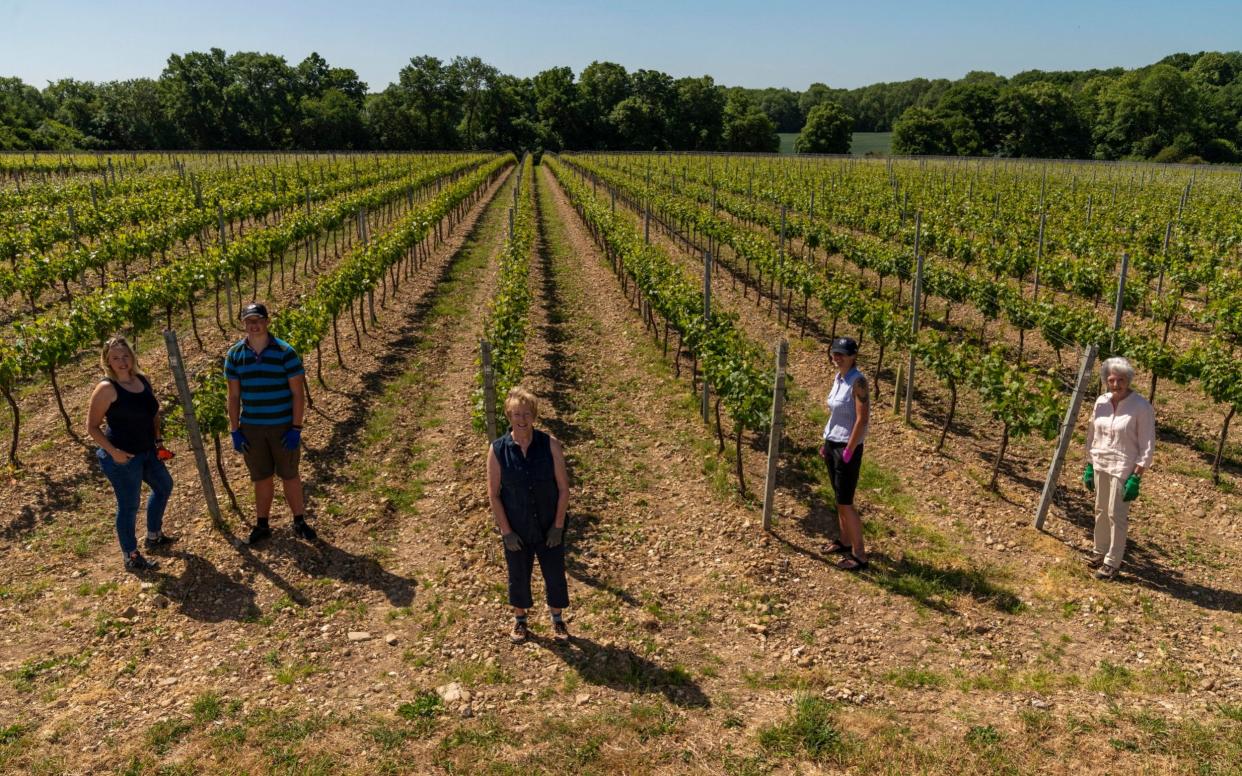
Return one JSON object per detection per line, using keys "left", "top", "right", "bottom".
{"left": 2, "top": 0, "right": 1240, "bottom": 90}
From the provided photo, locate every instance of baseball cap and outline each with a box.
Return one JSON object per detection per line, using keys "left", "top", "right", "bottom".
{"left": 829, "top": 337, "right": 858, "bottom": 356}
{"left": 240, "top": 303, "right": 268, "bottom": 320}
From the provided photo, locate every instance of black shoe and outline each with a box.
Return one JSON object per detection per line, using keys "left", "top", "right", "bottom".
{"left": 124, "top": 552, "right": 159, "bottom": 572}
{"left": 292, "top": 520, "right": 317, "bottom": 542}
{"left": 552, "top": 620, "right": 570, "bottom": 642}
{"left": 143, "top": 533, "right": 176, "bottom": 551}
{"left": 247, "top": 524, "right": 272, "bottom": 545}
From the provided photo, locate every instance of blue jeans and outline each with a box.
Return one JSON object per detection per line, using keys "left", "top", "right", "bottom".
{"left": 97, "top": 448, "right": 173, "bottom": 556}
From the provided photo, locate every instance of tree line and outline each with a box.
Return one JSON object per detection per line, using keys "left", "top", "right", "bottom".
{"left": 2, "top": 49, "right": 1240, "bottom": 161}
{"left": 0, "top": 50, "right": 785, "bottom": 155}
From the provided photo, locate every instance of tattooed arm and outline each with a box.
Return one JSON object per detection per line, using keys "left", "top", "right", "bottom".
{"left": 847, "top": 377, "right": 870, "bottom": 455}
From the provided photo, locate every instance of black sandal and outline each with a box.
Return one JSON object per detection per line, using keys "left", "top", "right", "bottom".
{"left": 835, "top": 554, "right": 869, "bottom": 572}
{"left": 825, "top": 539, "right": 852, "bottom": 555}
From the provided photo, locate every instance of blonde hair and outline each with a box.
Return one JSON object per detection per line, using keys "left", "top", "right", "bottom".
{"left": 101, "top": 336, "right": 143, "bottom": 382}
{"left": 503, "top": 386, "right": 539, "bottom": 419}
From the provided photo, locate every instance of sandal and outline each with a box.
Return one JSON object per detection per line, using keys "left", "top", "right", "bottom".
{"left": 825, "top": 539, "right": 852, "bottom": 555}
{"left": 835, "top": 554, "right": 869, "bottom": 572}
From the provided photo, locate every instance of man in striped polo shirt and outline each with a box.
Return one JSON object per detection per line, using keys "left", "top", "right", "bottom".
{"left": 226, "top": 302, "right": 316, "bottom": 545}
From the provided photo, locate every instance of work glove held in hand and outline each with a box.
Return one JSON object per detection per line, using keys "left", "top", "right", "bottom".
{"left": 1083, "top": 463, "right": 1095, "bottom": 492}
{"left": 502, "top": 532, "right": 523, "bottom": 552}
{"left": 1123, "top": 474, "right": 1141, "bottom": 502}
{"left": 231, "top": 429, "right": 249, "bottom": 454}
{"left": 282, "top": 427, "right": 302, "bottom": 450}
{"left": 545, "top": 525, "right": 564, "bottom": 547}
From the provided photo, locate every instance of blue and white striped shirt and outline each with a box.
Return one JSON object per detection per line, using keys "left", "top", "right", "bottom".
{"left": 224, "top": 337, "right": 304, "bottom": 426}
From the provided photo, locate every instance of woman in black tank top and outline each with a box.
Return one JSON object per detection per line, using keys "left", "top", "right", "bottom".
{"left": 86, "top": 337, "right": 174, "bottom": 572}
{"left": 486, "top": 387, "right": 571, "bottom": 643}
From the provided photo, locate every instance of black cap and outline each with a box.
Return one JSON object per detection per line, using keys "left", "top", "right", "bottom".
{"left": 240, "top": 302, "right": 268, "bottom": 320}
{"left": 829, "top": 337, "right": 858, "bottom": 356}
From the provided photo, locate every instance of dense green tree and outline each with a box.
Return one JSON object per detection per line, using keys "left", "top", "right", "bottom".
{"left": 42, "top": 79, "right": 100, "bottom": 140}
{"left": 798, "top": 82, "right": 835, "bottom": 117}
{"left": 94, "top": 79, "right": 182, "bottom": 148}
{"left": 669, "top": 76, "right": 726, "bottom": 150}
{"left": 722, "top": 93, "right": 778, "bottom": 152}
{"left": 224, "top": 51, "right": 300, "bottom": 147}
{"left": 0, "top": 76, "right": 45, "bottom": 148}
{"left": 892, "top": 107, "right": 953, "bottom": 155}
{"left": 935, "top": 75, "right": 1004, "bottom": 154}
{"left": 1189, "top": 51, "right": 1239, "bottom": 87}
{"left": 995, "top": 82, "right": 1090, "bottom": 158}
{"left": 451, "top": 56, "right": 500, "bottom": 149}
{"left": 1092, "top": 64, "right": 1200, "bottom": 159}
{"left": 835, "top": 77, "right": 949, "bottom": 132}
{"left": 363, "top": 88, "right": 415, "bottom": 149}
{"left": 30, "top": 119, "right": 95, "bottom": 150}
{"left": 475, "top": 74, "right": 538, "bottom": 154}
{"left": 756, "top": 87, "right": 802, "bottom": 132}
{"left": 531, "top": 66, "right": 582, "bottom": 150}
{"left": 578, "top": 61, "right": 630, "bottom": 148}
{"left": 794, "top": 100, "right": 853, "bottom": 153}
{"left": 611, "top": 69, "right": 676, "bottom": 148}
{"left": 159, "top": 48, "right": 234, "bottom": 148}
{"left": 392, "top": 55, "right": 463, "bottom": 149}
{"left": 295, "top": 88, "right": 367, "bottom": 149}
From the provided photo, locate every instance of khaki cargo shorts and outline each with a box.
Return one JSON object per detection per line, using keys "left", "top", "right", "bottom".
{"left": 240, "top": 423, "right": 300, "bottom": 481}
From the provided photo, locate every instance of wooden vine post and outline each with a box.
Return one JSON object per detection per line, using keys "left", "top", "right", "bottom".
{"left": 701, "top": 249, "right": 712, "bottom": 422}
{"left": 762, "top": 339, "right": 789, "bottom": 532}
{"left": 1034, "top": 345, "right": 1098, "bottom": 530}
{"left": 903, "top": 212, "right": 924, "bottom": 424}
{"left": 481, "top": 340, "right": 498, "bottom": 441}
{"left": 164, "top": 330, "right": 222, "bottom": 527}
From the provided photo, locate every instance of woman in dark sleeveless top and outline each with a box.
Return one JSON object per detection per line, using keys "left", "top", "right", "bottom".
{"left": 85, "top": 336, "right": 173, "bottom": 572}
{"left": 486, "top": 387, "right": 570, "bottom": 643}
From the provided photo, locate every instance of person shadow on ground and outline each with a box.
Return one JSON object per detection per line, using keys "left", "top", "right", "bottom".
{"left": 151, "top": 550, "right": 260, "bottom": 623}
{"left": 283, "top": 535, "right": 417, "bottom": 608}
{"left": 528, "top": 632, "right": 711, "bottom": 709}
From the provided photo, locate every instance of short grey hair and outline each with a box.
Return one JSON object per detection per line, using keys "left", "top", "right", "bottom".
{"left": 1100, "top": 356, "right": 1136, "bottom": 383}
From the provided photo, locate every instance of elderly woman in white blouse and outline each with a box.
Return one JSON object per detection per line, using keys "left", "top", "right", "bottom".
{"left": 1083, "top": 357, "right": 1155, "bottom": 580}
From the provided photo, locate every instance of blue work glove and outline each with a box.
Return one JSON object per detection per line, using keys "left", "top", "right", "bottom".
{"left": 282, "top": 426, "right": 302, "bottom": 450}
{"left": 230, "top": 429, "right": 249, "bottom": 453}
